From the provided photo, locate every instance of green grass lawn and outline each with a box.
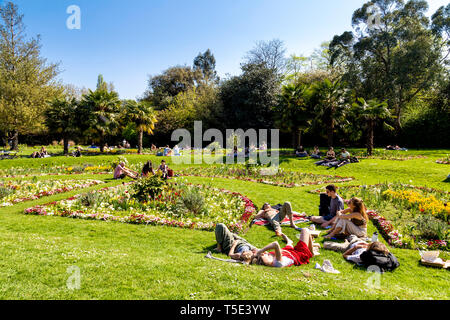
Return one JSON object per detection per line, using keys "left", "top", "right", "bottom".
{"left": 0, "top": 148, "right": 449, "bottom": 300}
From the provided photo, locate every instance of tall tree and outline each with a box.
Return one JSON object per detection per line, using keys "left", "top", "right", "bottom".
{"left": 193, "top": 49, "right": 218, "bottom": 84}
{"left": 310, "top": 78, "right": 351, "bottom": 147}
{"left": 45, "top": 96, "right": 79, "bottom": 155}
{"left": 275, "top": 83, "right": 314, "bottom": 149}
{"left": 144, "top": 66, "right": 197, "bottom": 110}
{"left": 123, "top": 100, "right": 158, "bottom": 154}
{"left": 352, "top": 98, "right": 392, "bottom": 155}
{"left": 80, "top": 78, "right": 121, "bottom": 152}
{"left": 220, "top": 63, "right": 279, "bottom": 129}
{"left": 244, "top": 39, "right": 287, "bottom": 76}
{"left": 330, "top": 0, "right": 447, "bottom": 137}
{"left": 0, "top": 1, "right": 60, "bottom": 150}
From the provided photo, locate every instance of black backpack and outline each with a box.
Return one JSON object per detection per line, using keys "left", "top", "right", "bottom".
{"left": 319, "top": 193, "right": 331, "bottom": 216}
{"left": 360, "top": 250, "right": 400, "bottom": 272}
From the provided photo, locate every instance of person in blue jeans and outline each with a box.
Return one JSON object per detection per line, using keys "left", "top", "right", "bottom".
{"left": 308, "top": 184, "right": 344, "bottom": 228}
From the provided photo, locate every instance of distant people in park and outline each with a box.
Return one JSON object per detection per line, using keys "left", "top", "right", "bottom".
{"left": 214, "top": 223, "right": 258, "bottom": 264}
{"left": 386, "top": 145, "right": 408, "bottom": 151}
{"left": 326, "top": 147, "right": 336, "bottom": 160}
{"left": 114, "top": 162, "right": 138, "bottom": 180}
{"left": 253, "top": 230, "right": 316, "bottom": 268}
{"left": 40, "top": 147, "right": 49, "bottom": 158}
{"left": 157, "top": 160, "right": 170, "bottom": 179}
{"left": 310, "top": 146, "right": 321, "bottom": 159}
{"left": 259, "top": 142, "right": 267, "bottom": 151}
{"left": 163, "top": 145, "right": 172, "bottom": 156}
{"left": 308, "top": 184, "right": 344, "bottom": 228}
{"left": 252, "top": 202, "right": 297, "bottom": 237}
{"left": 151, "top": 144, "right": 157, "bottom": 152}
{"left": 73, "top": 146, "right": 82, "bottom": 157}
{"left": 173, "top": 145, "right": 181, "bottom": 156}
{"left": 324, "top": 197, "right": 368, "bottom": 239}
{"left": 141, "top": 160, "right": 155, "bottom": 178}
{"left": 31, "top": 147, "right": 50, "bottom": 159}
{"left": 295, "top": 146, "right": 309, "bottom": 158}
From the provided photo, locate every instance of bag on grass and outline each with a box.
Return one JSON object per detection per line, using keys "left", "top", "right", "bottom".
{"left": 360, "top": 250, "right": 400, "bottom": 272}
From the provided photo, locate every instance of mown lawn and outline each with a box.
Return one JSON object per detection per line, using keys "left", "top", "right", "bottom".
{"left": 0, "top": 149, "right": 449, "bottom": 300}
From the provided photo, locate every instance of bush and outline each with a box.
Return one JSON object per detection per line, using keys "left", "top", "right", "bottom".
{"left": 415, "top": 215, "right": 449, "bottom": 241}
{"left": 131, "top": 175, "right": 166, "bottom": 202}
{"left": 175, "top": 186, "right": 206, "bottom": 216}
{"left": 80, "top": 192, "right": 103, "bottom": 208}
{"left": 0, "top": 186, "right": 15, "bottom": 200}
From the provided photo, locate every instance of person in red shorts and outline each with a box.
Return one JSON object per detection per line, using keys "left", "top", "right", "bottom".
{"left": 254, "top": 229, "right": 318, "bottom": 268}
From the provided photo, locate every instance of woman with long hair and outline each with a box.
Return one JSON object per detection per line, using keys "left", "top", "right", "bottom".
{"left": 323, "top": 197, "right": 368, "bottom": 239}
{"left": 141, "top": 160, "right": 155, "bottom": 178}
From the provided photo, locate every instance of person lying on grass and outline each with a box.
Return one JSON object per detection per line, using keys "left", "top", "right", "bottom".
{"left": 253, "top": 229, "right": 318, "bottom": 268}
{"left": 323, "top": 197, "right": 368, "bottom": 239}
{"left": 252, "top": 202, "right": 297, "bottom": 237}
{"left": 308, "top": 184, "right": 344, "bottom": 228}
{"left": 214, "top": 223, "right": 258, "bottom": 265}
{"left": 114, "top": 162, "right": 139, "bottom": 180}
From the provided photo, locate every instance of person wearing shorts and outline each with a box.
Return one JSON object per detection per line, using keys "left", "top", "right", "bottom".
{"left": 254, "top": 230, "right": 316, "bottom": 268}
{"left": 214, "top": 223, "right": 258, "bottom": 264}
{"left": 253, "top": 202, "right": 297, "bottom": 236}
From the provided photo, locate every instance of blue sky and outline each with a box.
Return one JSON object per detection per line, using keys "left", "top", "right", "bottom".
{"left": 6, "top": 0, "right": 448, "bottom": 99}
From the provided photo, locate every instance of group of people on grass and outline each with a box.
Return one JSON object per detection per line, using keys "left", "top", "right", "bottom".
{"left": 296, "top": 146, "right": 358, "bottom": 168}
{"left": 31, "top": 147, "right": 50, "bottom": 159}
{"left": 213, "top": 184, "right": 399, "bottom": 271}
{"left": 113, "top": 159, "right": 173, "bottom": 180}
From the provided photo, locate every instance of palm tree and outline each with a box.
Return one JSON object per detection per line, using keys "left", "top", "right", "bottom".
{"left": 45, "top": 97, "right": 78, "bottom": 155}
{"left": 124, "top": 100, "right": 158, "bottom": 154}
{"left": 353, "top": 98, "right": 392, "bottom": 156}
{"left": 81, "top": 88, "right": 121, "bottom": 152}
{"left": 311, "top": 78, "right": 350, "bottom": 147}
{"left": 275, "top": 82, "right": 314, "bottom": 149}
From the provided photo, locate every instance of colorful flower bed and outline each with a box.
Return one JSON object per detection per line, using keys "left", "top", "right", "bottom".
{"left": 310, "top": 183, "right": 449, "bottom": 250}
{"left": 352, "top": 150, "right": 428, "bottom": 161}
{"left": 179, "top": 165, "right": 354, "bottom": 188}
{"left": 24, "top": 182, "right": 256, "bottom": 234}
{"left": 436, "top": 155, "right": 450, "bottom": 165}
{"left": 0, "top": 179, "right": 104, "bottom": 207}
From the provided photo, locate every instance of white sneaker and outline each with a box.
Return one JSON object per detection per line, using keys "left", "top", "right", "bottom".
{"left": 321, "top": 259, "right": 340, "bottom": 274}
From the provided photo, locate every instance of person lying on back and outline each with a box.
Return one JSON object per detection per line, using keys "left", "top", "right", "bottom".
{"left": 253, "top": 202, "right": 297, "bottom": 237}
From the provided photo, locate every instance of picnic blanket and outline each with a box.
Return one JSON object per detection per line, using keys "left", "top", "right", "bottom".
{"left": 252, "top": 212, "right": 309, "bottom": 226}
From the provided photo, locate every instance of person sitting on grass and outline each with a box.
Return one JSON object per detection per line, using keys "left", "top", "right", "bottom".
{"left": 114, "top": 162, "right": 139, "bottom": 180}
{"left": 295, "top": 146, "right": 309, "bottom": 158}
{"left": 310, "top": 146, "right": 321, "bottom": 159}
{"left": 214, "top": 223, "right": 258, "bottom": 265}
{"left": 31, "top": 151, "right": 40, "bottom": 158}
{"left": 253, "top": 230, "right": 317, "bottom": 268}
{"left": 326, "top": 147, "right": 336, "bottom": 160}
{"left": 73, "top": 146, "right": 82, "bottom": 158}
{"left": 308, "top": 184, "right": 344, "bottom": 228}
{"left": 157, "top": 160, "right": 169, "bottom": 179}
{"left": 252, "top": 202, "right": 298, "bottom": 237}
{"left": 40, "top": 147, "right": 50, "bottom": 158}
{"left": 141, "top": 160, "right": 155, "bottom": 178}
{"left": 324, "top": 197, "right": 368, "bottom": 239}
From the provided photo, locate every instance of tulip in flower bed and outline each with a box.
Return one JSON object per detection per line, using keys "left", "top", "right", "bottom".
{"left": 0, "top": 179, "right": 104, "bottom": 207}
{"left": 24, "top": 178, "right": 256, "bottom": 234}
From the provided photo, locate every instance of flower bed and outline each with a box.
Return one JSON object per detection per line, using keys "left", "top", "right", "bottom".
{"left": 436, "top": 156, "right": 450, "bottom": 165}
{"left": 310, "top": 183, "right": 449, "bottom": 250}
{"left": 352, "top": 150, "right": 428, "bottom": 161}
{"left": 24, "top": 182, "right": 256, "bottom": 234}
{"left": 179, "top": 165, "right": 354, "bottom": 188}
{"left": 0, "top": 179, "right": 104, "bottom": 207}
